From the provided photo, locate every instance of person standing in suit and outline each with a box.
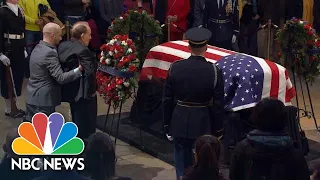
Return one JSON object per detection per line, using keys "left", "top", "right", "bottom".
{"left": 163, "top": 28, "right": 225, "bottom": 179}
{"left": 0, "top": 0, "right": 27, "bottom": 118}
{"left": 198, "top": 0, "right": 239, "bottom": 50}
{"left": 155, "top": 0, "right": 190, "bottom": 41}
{"left": 58, "top": 22, "right": 97, "bottom": 139}
{"left": 25, "top": 23, "right": 83, "bottom": 122}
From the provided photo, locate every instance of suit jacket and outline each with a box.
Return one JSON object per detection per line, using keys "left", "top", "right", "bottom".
{"left": 163, "top": 56, "right": 225, "bottom": 139}
{"left": 26, "top": 41, "right": 81, "bottom": 107}
{"left": 58, "top": 40, "right": 97, "bottom": 102}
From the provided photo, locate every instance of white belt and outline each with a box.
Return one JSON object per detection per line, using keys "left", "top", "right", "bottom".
{"left": 4, "top": 33, "right": 24, "bottom": 40}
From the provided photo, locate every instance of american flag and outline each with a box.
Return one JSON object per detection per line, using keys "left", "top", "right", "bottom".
{"left": 140, "top": 40, "right": 296, "bottom": 111}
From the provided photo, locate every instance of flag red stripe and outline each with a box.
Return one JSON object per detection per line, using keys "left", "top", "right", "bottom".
{"left": 265, "top": 60, "right": 280, "bottom": 98}
{"left": 146, "top": 51, "right": 183, "bottom": 63}
{"left": 160, "top": 42, "right": 224, "bottom": 61}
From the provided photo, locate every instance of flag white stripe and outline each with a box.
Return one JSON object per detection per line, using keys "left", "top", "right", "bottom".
{"left": 276, "top": 64, "right": 287, "bottom": 103}
{"left": 172, "top": 41, "right": 232, "bottom": 57}
{"left": 142, "top": 59, "right": 172, "bottom": 70}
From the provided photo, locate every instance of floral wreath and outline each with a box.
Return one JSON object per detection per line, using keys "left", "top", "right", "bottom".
{"left": 97, "top": 35, "right": 139, "bottom": 108}
{"left": 106, "top": 10, "right": 163, "bottom": 68}
{"left": 276, "top": 18, "right": 320, "bottom": 83}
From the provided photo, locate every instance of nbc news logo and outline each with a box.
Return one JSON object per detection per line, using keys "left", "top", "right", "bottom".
{"left": 11, "top": 113, "right": 85, "bottom": 171}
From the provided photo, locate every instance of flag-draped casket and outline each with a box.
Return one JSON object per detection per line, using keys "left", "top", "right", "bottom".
{"left": 140, "top": 40, "right": 296, "bottom": 111}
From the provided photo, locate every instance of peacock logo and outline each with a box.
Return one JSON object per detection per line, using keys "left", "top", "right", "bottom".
{"left": 12, "top": 112, "right": 84, "bottom": 155}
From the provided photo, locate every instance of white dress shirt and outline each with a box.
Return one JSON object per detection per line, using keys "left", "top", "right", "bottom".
{"left": 7, "top": 2, "right": 19, "bottom": 16}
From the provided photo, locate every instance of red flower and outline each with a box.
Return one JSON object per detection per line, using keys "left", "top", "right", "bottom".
{"left": 121, "top": 35, "right": 129, "bottom": 41}
{"left": 307, "top": 40, "right": 314, "bottom": 45}
{"left": 107, "top": 28, "right": 111, "bottom": 33}
{"left": 129, "top": 65, "right": 137, "bottom": 72}
{"left": 310, "top": 56, "right": 316, "bottom": 61}
{"left": 304, "top": 24, "right": 312, "bottom": 30}
{"left": 100, "top": 59, "right": 106, "bottom": 65}
{"left": 123, "top": 56, "right": 130, "bottom": 63}
{"left": 131, "top": 46, "right": 136, "bottom": 52}
{"left": 117, "top": 61, "right": 124, "bottom": 68}
{"left": 127, "top": 39, "right": 133, "bottom": 46}
{"left": 116, "top": 78, "right": 124, "bottom": 85}
{"left": 114, "top": 35, "right": 121, "bottom": 40}
{"left": 113, "top": 96, "right": 119, "bottom": 101}
{"left": 109, "top": 46, "right": 115, "bottom": 52}
{"left": 316, "top": 41, "right": 320, "bottom": 47}
{"left": 308, "top": 31, "right": 314, "bottom": 36}
{"left": 129, "top": 54, "right": 136, "bottom": 60}
{"left": 100, "top": 44, "right": 107, "bottom": 51}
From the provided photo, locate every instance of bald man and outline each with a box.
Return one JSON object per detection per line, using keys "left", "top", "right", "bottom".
{"left": 25, "top": 23, "right": 83, "bottom": 122}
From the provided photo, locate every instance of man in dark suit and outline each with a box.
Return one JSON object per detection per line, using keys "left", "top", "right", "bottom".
{"left": 163, "top": 27, "right": 225, "bottom": 179}
{"left": 25, "top": 23, "right": 83, "bottom": 122}
{"left": 196, "top": 0, "right": 239, "bottom": 50}
{"left": 58, "top": 22, "right": 97, "bottom": 139}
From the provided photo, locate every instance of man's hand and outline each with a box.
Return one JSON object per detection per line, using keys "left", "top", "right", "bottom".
{"left": 35, "top": 19, "right": 43, "bottom": 25}
{"left": 232, "top": 35, "right": 237, "bottom": 44}
{"left": 78, "top": 64, "right": 83, "bottom": 72}
{"left": 0, "top": 54, "right": 10, "bottom": 66}
{"left": 166, "top": 134, "right": 173, "bottom": 141}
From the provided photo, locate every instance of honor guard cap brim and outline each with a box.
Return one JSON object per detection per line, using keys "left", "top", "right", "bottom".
{"left": 185, "top": 27, "right": 212, "bottom": 48}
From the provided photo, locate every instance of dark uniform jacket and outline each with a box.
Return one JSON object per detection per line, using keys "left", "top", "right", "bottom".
{"left": 0, "top": 3, "right": 26, "bottom": 98}
{"left": 202, "top": 0, "right": 239, "bottom": 43}
{"left": 58, "top": 39, "right": 97, "bottom": 102}
{"left": 163, "top": 56, "right": 224, "bottom": 139}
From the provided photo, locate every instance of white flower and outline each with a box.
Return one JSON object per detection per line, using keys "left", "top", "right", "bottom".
{"left": 119, "top": 16, "right": 123, "bottom": 20}
{"left": 100, "top": 51, "right": 104, "bottom": 56}
{"left": 115, "top": 49, "right": 118, "bottom": 54}
{"left": 106, "top": 58, "right": 111, "bottom": 65}
{"left": 109, "top": 39, "right": 115, "bottom": 45}
{"left": 123, "top": 82, "right": 130, "bottom": 87}
{"left": 109, "top": 51, "right": 113, "bottom": 56}
{"left": 100, "top": 57, "right": 104, "bottom": 62}
{"left": 299, "top": 20, "right": 304, "bottom": 24}
{"left": 127, "top": 48, "right": 133, "bottom": 53}
{"left": 121, "top": 41, "right": 127, "bottom": 46}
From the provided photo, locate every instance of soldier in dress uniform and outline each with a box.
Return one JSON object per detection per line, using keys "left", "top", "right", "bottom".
{"left": 195, "top": 0, "right": 239, "bottom": 50}
{"left": 0, "top": 0, "right": 26, "bottom": 118}
{"left": 163, "top": 27, "right": 225, "bottom": 179}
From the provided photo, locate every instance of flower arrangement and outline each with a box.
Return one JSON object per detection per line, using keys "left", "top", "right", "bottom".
{"left": 97, "top": 35, "right": 139, "bottom": 108}
{"left": 276, "top": 18, "right": 320, "bottom": 83}
{"left": 106, "top": 10, "right": 163, "bottom": 68}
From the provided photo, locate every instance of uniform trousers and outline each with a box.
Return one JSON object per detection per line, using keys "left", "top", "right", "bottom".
{"left": 174, "top": 138, "right": 195, "bottom": 178}
{"left": 70, "top": 95, "right": 97, "bottom": 140}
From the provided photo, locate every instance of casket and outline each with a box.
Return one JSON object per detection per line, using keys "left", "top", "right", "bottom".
{"left": 140, "top": 40, "right": 296, "bottom": 111}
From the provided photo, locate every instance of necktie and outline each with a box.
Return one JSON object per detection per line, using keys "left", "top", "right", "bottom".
{"left": 219, "top": 0, "right": 223, "bottom": 9}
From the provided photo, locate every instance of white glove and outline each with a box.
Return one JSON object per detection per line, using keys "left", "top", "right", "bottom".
{"left": 166, "top": 134, "right": 173, "bottom": 141}
{"left": 0, "top": 54, "right": 10, "bottom": 66}
{"left": 24, "top": 50, "right": 28, "bottom": 58}
{"left": 232, "top": 35, "right": 237, "bottom": 44}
